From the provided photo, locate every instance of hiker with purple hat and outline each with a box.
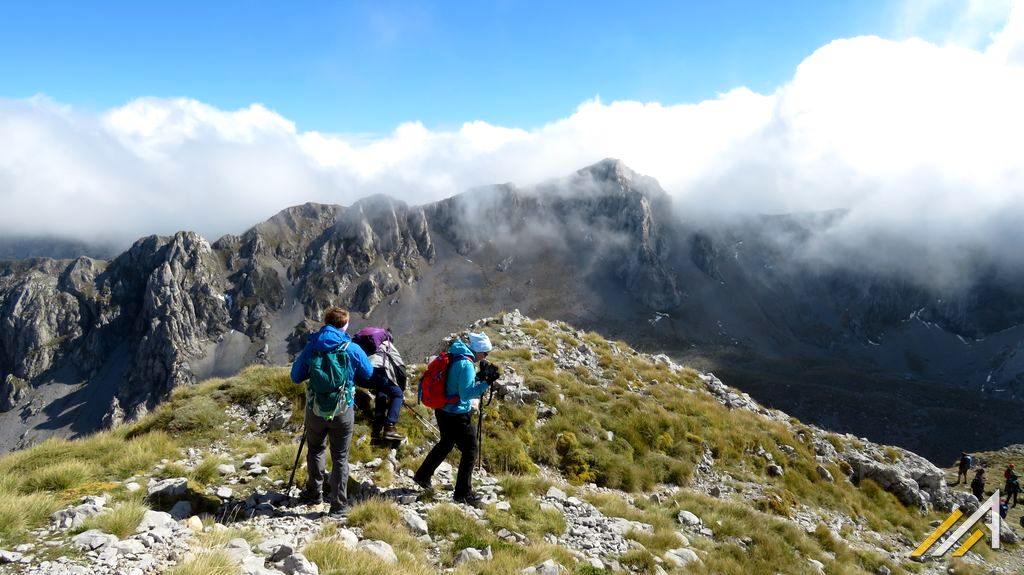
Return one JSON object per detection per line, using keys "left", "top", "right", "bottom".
{"left": 352, "top": 327, "right": 408, "bottom": 442}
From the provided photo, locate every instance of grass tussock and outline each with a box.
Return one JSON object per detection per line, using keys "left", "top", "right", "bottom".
{"left": 22, "top": 460, "right": 100, "bottom": 493}
{"left": 166, "top": 550, "right": 239, "bottom": 575}
{"left": 189, "top": 455, "right": 226, "bottom": 486}
{"left": 451, "top": 542, "right": 577, "bottom": 575}
{"left": 0, "top": 491, "right": 61, "bottom": 544}
{"left": 80, "top": 501, "right": 148, "bottom": 538}
{"left": 347, "top": 498, "right": 425, "bottom": 561}
{"left": 196, "top": 525, "right": 264, "bottom": 548}
{"left": 304, "top": 539, "right": 434, "bottom": 575}
{"left": 484, "top": 495, "right": 566, "bottom": 540}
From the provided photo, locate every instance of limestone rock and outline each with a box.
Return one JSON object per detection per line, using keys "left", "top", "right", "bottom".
{"left": 70, "top": 529, "right": 118, "bottom": 551}
{"left": 664, "top": 548, "right": 701, "bottom": 567}
{"left": 356, "top": 540, "right": 397, "bottom": 564}
{"left": 280, "top": 553, "right": 319, "bottom": 575}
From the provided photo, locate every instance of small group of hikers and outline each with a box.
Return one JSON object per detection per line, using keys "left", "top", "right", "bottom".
{"left": 957, "top": 452, "right": 1020, "bottom": 520}
{"left": 289, "top": 306, "right": 499, "bottom": 518}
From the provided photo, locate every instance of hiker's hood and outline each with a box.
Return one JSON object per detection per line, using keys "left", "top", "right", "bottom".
{"left": 448, "top": 339, "right": 475, "bottom": 359}
{"left": 309, "top": 325, "right": 352, "bottom": 352}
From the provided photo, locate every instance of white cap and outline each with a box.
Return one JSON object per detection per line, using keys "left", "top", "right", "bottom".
{"left": 468, "top": 332, "right": 493, "bottom": 353}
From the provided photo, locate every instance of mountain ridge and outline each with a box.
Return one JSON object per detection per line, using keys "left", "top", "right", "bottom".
{"left": 1, "top": 159, "right": 1022, "bottom": 461}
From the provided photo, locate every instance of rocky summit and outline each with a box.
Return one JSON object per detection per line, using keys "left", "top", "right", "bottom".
{"left": 2, "top": 160, "right": 1023, "bottom": 461}
{"left": 0, "top": 312, "right": 1020, "bottom": 575}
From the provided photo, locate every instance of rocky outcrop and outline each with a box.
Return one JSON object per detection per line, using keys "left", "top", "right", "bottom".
{"left": 0, "top": 161, "right": 688, "bottom": 444}
{"left": 0, "top": 259, "right": 84, "bottom": 382}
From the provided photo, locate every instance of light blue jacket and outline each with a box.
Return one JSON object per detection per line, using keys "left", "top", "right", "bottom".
{"left": 442, "top": 340, "right": 489, "bottom": 414}
{"left": 291, "top": 325, "right": 374, "bottom": 408}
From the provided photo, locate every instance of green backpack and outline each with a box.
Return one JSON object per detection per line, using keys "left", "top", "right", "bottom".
{"left": 307, "top": 342, "right": 354, "bottom": 420}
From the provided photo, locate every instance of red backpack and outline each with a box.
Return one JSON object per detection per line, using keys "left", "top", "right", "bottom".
{"left": 418, "top": 352, "right": 472, "bottom": 409}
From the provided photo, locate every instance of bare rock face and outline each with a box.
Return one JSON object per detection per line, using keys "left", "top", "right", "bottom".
{"left": 114, "top": 232, "right": 230, "bottom": 420}
{"left": 426, "top": 159, "right": 682, "bottom": 311}
{"left": 298, "top": 196, "right": 434, "bottom": 319}
{"left": 0, "top": 375, "right": 27, "bottom": 412}
{"left": 0, "top": 259, "right": 84, "bottom": 382}
{"left": 842, "top": 445, "right": 948, "bottom": 510}
{"left": 0, "top": 161, "right": 695, "bottom": 446}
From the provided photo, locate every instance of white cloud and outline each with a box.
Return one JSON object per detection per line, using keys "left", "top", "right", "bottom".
{"left": 1, "top": 7, "right": 1023, "bottom": 288}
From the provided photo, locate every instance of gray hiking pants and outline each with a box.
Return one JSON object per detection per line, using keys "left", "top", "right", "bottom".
{"left": 303, "top": 405, "right": 354, "bottom": 508}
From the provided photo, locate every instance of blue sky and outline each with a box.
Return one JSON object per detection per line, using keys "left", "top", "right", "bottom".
{"left": 0, "top": 0, "right": 903, "bottom": 133}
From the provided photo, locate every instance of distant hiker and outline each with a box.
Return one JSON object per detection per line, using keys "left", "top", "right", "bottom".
{"left": 957, "top": 452, "right": 972, "bottom": 484}
{"left": 290, "top": 306, "right": 373, "bottom": 518}
{"left": 1005, "top": 463, "right": 1016, "bottom": 481}
{"left": 413, "top": 332, "right": 494, "bottom": 507}
{"left": 1005, "top": 466, "right": 1020, "bottom": 508}
{"left": 353, "top": 327, "right": 408, "bottom": 442}
{"left": 970, "top": 469, "right": 985, "bottom": 501}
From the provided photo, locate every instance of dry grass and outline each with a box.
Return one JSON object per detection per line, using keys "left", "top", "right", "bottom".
{"left": 303, "top": 539, "right": 434, "bottom": 575}
{"left": 80, "top": 501, "right": 148, "bottom": 538}
{"left": 0, "top": 491, "right": 60, "bottom": 544}
{"left": 166, "top": 550, "right": 239, "bottom": 575}
{"left": 451, "top": 542, "right": 576, "bottom": 575}
{"left": 196, "top": 525, "right": 264, "bottom": 548}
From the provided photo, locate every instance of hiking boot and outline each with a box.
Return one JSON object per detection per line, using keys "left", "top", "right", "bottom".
{"left": 453, "top": 491, "right": 485, "bottom": 508}
{"left": 413, "top": 475, "right": 432, "bottom": 491}
{"left": 297, "top": 491, "right": 322, "bottom": 506}
{"left": 327, "top": 503, "right": 352, "bottom": 519}
{"left": 382, "top": 424, "right": 405, "bottom": 442}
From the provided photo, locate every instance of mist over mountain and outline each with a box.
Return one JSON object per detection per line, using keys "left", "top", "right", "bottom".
{"left": 1, "top": 160, "right": 1022, "bottom": 463}
{"left": 3, "top": 7, "right": 1024, "bottom": 297}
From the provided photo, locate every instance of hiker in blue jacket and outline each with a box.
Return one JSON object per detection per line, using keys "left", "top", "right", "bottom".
{"left": 290, "top": 306, "right": 373, "bottom": 518}
{"left": 413, "top": 332, "right": 492, "bottom": 507}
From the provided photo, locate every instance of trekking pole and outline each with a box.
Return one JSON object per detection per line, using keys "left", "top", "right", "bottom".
{"left": 402, "top": 403, "right": 440, "bottom": 439}
{"left": 286, "top": 424, "right": 307, "bottom": 495}
{"left": 476, "top": 385, "right": 495, "bottom": 471}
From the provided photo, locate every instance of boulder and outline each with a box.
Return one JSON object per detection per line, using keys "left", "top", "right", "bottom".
{"left": 455, "top": 547, "right": 488, "bottom": 565}
{"left": 169, "top": 500, "right": 192, "bottom": 520}
{"left": 816, "top": 464, "right": 834, "bottom": 483}
{"left": 280, "top": 553, "right": 319, "bottom": 575}
{"left": 147, "top": 477, "right": 189, "bottom": 499}
{"left": 521, "top": 559, "right": 566, "bottom": 575}
{"left": 664, "top": 548, "right": 701, "bottom": 567}
{"left": 336, "top": 529, "right": 359, "bottom": 549}
{"left": 677, "top": 510, "right": 701, "bottom": 527}
{"left": 356, "top": 540, "right": 397, "bottom": 563}
{"left": 402, "top": 510, "right": 429, "bottom": 536}
{"left": 71, "top": 529, "right": 118, "bottom": 551}
{"left": 545, "top": 487, "right": 567, "bottom": 501}
{"left": 112, "top": 539, "right": 147, "bottom": 554}
{"left": 242, "top": 454, "right": 266, "bottom": 470}
{"left": 258, "top": 539, "right": 295, "bottom": 562}
{"left": 136, "top": 510, "right": 178, "bottom": 533}
{"left": 51, "top": 499, "right": 107, "bottom": 530}
{"left": 185, "top": 516, "right": 204, "bottom": 532}
{"left": 843, "top": 453, "right": 928, "bottom": 508}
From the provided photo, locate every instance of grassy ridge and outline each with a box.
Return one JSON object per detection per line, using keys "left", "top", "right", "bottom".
{"left": 0, "top": 315, "right": 1001, "bottom": 574}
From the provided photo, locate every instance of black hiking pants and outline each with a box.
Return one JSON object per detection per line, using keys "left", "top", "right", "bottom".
{"left": 414, "top": 409, "right": 478, "bottom": 498}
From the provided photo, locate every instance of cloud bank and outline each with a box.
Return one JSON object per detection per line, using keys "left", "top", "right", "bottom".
{"left": 1, "top": 5, "right": 1023, "bottom": 287}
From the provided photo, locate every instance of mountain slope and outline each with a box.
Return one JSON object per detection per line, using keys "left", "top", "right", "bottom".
{"left": 0, "top": 312, "right": 1018, "bottom": 575}
{"left": 1, "top": 160, "right": 1023, "bottom": 461}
